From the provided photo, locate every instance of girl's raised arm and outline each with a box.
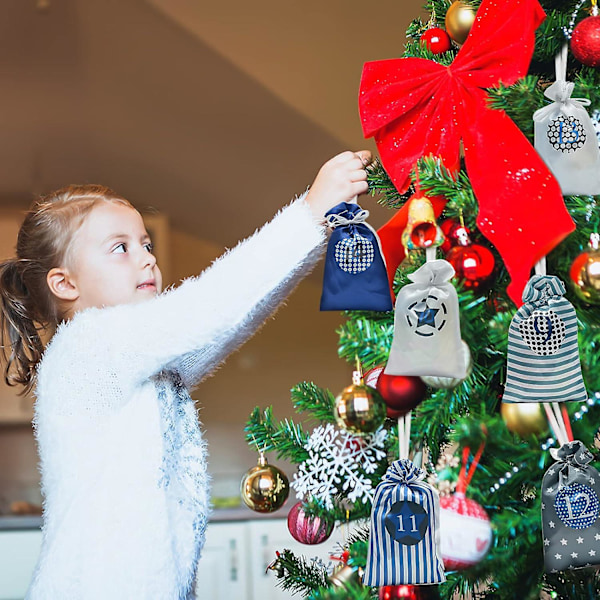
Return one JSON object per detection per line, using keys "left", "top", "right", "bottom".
{"left": 63, "top": 195, "right": 326, "bottom": 394}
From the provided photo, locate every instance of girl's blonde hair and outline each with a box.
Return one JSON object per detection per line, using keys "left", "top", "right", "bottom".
{"left": 0, "top": 184, "right": 134, "bottom": 396}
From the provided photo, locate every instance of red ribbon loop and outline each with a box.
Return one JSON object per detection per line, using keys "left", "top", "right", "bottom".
{"left": 359, "top": 0, "right": 574, "bottom": 306}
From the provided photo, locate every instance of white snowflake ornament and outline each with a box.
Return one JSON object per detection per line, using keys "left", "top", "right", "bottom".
{"left": 291, "top": 423, "right": 387, "bottom": 510}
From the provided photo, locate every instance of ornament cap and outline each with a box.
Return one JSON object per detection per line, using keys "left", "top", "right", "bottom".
{"left": 258, "top": 453, "right": 268, "bottom": 467}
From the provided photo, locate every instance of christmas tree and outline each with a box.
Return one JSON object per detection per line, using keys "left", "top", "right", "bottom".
{"left": 243, "top": 0, "right": 600, "bottom": 598}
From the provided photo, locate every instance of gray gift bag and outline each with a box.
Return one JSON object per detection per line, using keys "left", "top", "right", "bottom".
{"left": 542, "top": 441, "right": 600, "bottom": 573}
{"left": 502, "top": 274, "right": 587, "bottom": 404}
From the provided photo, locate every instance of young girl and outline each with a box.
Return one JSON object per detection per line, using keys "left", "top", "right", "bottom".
{"left": 0, "top": 150, "right": 371, "bottom": 599}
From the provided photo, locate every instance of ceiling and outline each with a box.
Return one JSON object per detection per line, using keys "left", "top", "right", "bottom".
{"left": 1, "top": 0, "right": 424, "bottom": 247}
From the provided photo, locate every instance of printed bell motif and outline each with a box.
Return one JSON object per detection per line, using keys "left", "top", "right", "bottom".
{"left": 401, "top": 194, "right": 445, "bottom": 253}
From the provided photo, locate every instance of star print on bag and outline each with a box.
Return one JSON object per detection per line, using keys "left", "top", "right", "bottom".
{"left": 407, "top": 296, "right": 447, "bottom": 337}
{"left": 385, "top": 259, "right": 467, "bottom": 378}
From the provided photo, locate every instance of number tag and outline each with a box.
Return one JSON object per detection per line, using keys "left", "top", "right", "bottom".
{"left": 554, "top": 483, "right": 600, "bottom": 530}
{"left": 385, "top": 500, "right": 429, "bottom": 546}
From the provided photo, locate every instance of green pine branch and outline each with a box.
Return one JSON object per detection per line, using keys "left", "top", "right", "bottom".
{"left": 244, "top": 406, "right": 310, "bottom": 463}
{"left": 291, "top": 382, "right": 337, "bottom": 424}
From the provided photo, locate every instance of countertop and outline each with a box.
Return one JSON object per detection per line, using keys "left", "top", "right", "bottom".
{"left": 0, "top": 504, "right": 294, "bottom": 531}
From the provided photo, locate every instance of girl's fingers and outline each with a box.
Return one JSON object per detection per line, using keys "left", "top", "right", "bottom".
{"left": 351, "top": 180, "right": 369, "bottom": 196}
{"left": 354, "top": 150, "right": 373, "bottom": 166}
{"left": 350, "top": 169, "right": 368, "bottom": 182}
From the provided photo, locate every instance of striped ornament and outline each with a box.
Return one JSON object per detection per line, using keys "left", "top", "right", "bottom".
{"left": 363, "top": 460, "right": 446, "bottom": 586}
{"left": 502, "top": 275, "right": 587, "bottom": 404}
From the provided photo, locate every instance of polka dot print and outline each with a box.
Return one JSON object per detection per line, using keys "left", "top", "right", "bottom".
{"left": 519, "top": 310, "right": 565, "bottom": 356}
{"left": 555, "top": 483, "right": 599, "bottom": 530}
{"left": 335, "top": 234, "right": 375, "bottom": 274}
{"left": 547, "top": 115, "right": 586, "bottom": 153}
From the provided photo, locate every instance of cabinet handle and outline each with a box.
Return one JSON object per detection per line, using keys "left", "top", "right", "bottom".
{"left": 229, "top": 538, "right": 238, "bottom": 582}
{"left": 261, "top": 534, "right": 270, "bottom": 574}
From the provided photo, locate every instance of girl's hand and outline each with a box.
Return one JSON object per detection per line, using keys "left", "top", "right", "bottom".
{"left": 305, "top": 150, "right": 373, "bottom": 221}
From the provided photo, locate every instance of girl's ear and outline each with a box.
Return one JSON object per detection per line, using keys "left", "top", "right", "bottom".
{"left": 46, "top": 267, "right": 79, "bottom": 302}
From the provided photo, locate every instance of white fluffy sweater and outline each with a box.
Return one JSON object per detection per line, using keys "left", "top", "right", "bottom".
{"left": 26, "top": 197, "right": 326, "bottom": 600}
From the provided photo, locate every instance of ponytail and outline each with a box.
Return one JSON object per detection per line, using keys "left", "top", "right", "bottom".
{"left": 0, "top": 258, "right": 45, "bottom": 396}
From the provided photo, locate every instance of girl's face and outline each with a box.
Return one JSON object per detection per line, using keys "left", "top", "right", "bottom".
{"left": 65, "top": 201, "right": 163, "bottom": 315}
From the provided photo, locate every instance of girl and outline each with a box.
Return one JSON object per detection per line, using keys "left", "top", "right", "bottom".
{"left": 0, "top": 150, "right": 371, "bottom": 600}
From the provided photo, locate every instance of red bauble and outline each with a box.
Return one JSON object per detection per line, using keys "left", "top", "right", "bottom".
{"left": 571, "top": 15, "right": 600, "bottom": 68}
{"left": 365, "top": 366, "right": 427, "bottom": 416}
{"left": 439, "top": 492, "right": 492, "bottom": 570}
{"left": 420, "top": 27, "right": 452, "bottom": 54}
{"left": 440, "top": 219, "right": 471, "bottom": 253}
{"left": 287, "top": 501, "right": 334, "bottom": 545}
{"left": 446, "top": 243, "right": 495, "bottom": 291}
{"left": 379, "top": 584, "right": 441, "bottom": 600}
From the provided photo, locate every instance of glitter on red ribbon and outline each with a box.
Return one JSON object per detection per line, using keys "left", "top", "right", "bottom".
{"left": 359, "top": 0, "right": 574, "bottom": 306}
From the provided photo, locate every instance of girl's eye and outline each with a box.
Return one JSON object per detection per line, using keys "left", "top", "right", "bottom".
{"left": 145, "top": 242, "right": 154, "bottom": 253}
{"left": 113, "top": 243, "right": 126, "bottom": 253}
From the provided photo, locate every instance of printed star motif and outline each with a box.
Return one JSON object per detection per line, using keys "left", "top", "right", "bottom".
{"left": 415, "top": 306, "right": 439, "bottom": 328}
{"left": 555, "top": 553, "right": 562, "bottom": 560}
{"left": 549, "top": 521, "right": 556, "bottom": 528}
{"left": 546, "top": 486, "right": 554, "bottom": 494}
{"left": 548, "top": 468, "right": 556, "bottom": 475}
{"left": 577, "top": 537, "right": 584, "bottom": 544}
{"left": 542, "top": 503, "right": 546, "bottom": 509}
{"left": 560, "top": 538, "right": 568, "bottom": 546}
{"left": 590, "top": 477, "right": 596, "bottom": 485}
{"left": 571, "top": 552, "right": 578, "bottom": 559}
{"left": 544, "top": 538, "right": 550, "bottom": 546}
{"left": 595, "top": 533, "right": 600, "bottom": 541}
{"left": 590, "top": 550, "right": 597, "bottom": 557}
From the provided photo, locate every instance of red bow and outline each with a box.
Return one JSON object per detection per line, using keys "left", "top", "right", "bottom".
{"left": 359, "top": 0, "right": 574, "bottom": 306}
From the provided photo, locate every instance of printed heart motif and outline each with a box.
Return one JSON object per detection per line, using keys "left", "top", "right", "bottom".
{"left": 476, "top": 537, "right": 489, "bottom": 553}
{"left": 519, "top": 309, "right": 565, "bottom": 356}
{"left": 334, "top": 234, "right": 375, "bottom": 274}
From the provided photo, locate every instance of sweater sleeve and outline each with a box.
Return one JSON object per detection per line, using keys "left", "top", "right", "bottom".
{"left": 69, "top": 195, "right": 327, "bottom": 396}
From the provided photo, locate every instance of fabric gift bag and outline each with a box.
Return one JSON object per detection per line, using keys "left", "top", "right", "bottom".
{"left": 533, "top": 44, "right": 600, "bottom": 196}
{"left": 384, "top": 259, "right": 467, "bottom": 378}
{"left": 363, "top": 459, "right": 445, "bottom": 586}
{"left": 541, "top": 440, "right": 600, "bottom": 572}
{"left": 502, "top": 274, "right": 587, "bottom": 404}
{"left": 320, "top": 201, "right": 393, "bottom": 312}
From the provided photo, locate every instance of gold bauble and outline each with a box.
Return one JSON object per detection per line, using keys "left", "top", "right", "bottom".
{"left": 334, "top": 377, "right": 386, "bottom": 435}
{"left": 570, "top": 237, "right": 600, "bottom": 305}
{"left": 445, "top": 1, "right": 477, "bottom": 44}
{"left": 240, "top": 454, "right": 289, "bottom": 513}
{"left": 501, "top": 402, "right": 547, "bottom": 437}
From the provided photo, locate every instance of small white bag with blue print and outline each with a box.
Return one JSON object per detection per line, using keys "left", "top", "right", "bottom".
{"left": 533, "top": 44, "right": 600, "bottom": 197}
{"left": 363, "top": 459, "right": 445, "bottom": 586}
{"left": 384, "top": 259, "right": 467, "bottom": 379}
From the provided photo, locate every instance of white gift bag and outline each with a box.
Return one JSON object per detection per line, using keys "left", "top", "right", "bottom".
{"left": 384, "top": 259, "right": 467, "bottom": 378}
{"left": 533, "top": 44, "right": 600, "bottom": 196}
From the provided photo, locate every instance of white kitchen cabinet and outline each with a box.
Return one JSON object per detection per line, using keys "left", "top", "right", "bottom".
{"left": 0, "top": 518, "right": 345, "bottom": 600}
{"left": 0, "top": 529, "right": 42, "bottom": 600}
{"left": 194, "top": 521, "right": 249, "bottom": 599}
{"left": 246, "top": 519, "right": 344, "bottom": 600}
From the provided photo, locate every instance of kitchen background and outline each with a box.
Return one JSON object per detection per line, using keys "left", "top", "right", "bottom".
{"left": 0, "top": 0, "right": 424, "bottom": 518}
{"left": 0, "top": 0, "right": 422, "bottom": 595}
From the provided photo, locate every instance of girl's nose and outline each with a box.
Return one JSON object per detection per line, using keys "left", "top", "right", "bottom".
{"left": 141, "top": 248, "right": 157, "bottom": 269}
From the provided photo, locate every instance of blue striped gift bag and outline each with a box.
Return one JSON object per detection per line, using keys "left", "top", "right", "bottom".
{"left": 502, "top": 275, "right": 587, "bottom": 404}
{"left": 363, "top": 459, "right": 445, "bottom": 586}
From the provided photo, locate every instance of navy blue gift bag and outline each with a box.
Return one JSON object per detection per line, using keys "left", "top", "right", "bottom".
{"left": 363, "top": 459, "right": 446, "bottom": 586}
{"left": 320, "top": 202, "right": 393, "bottom": 312}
